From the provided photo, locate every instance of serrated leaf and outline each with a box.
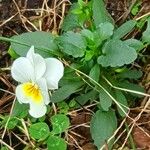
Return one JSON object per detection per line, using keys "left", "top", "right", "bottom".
{"left": 92, "top": 0, "right": 114, "bottom": 27}
{"left": 47, "top": 136, "right": 67, "bottom": 150}
{"left": 90, "top": 110, "right": 117, "bottom": 149}
{"left": 51, "top": 81, "right": 84, "bottom": 103}
{"left": 97, "top": 40, "right": 137, "bottom": 67}
{"left": 89, "top": 64, "right": 100, "bottom": 83}
{"left": 29, "top": 122, "right": 49, "bottom": 140}
{"left": 115, "top": 91, "right": 128, "bottom": 117}
{"left": 61, "top": 3, "right": 80, "bottom": 31}
{"left": 96, "top": 22, "right": 114, "bottom": 41}
{"left": 124, "top": 39, "right": 144, "bottom": 52}
{"left": 99, "top": 88, "right": 112, "bottom": 111}
{"left": 142, "top": 17, "right": 150, "bottom": 43}
{"left": 51, "top": 114, "right": 70, "bottom": 134}
{"left": 11, "top": 31, "right": 59, "bottom": 57}
{"left": 113, "top": 20, "right": 136, "bottom": 39}
{"left": 58, "top": 31, "right": 87, "bottom": 58}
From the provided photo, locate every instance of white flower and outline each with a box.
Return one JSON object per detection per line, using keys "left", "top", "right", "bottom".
{"left": 11, "top": 46, "right": 64, "bottom": 118}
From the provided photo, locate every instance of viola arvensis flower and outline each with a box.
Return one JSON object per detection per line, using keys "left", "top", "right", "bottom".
{"left": 11, "top": 46, "right": 64, "bottom": 118}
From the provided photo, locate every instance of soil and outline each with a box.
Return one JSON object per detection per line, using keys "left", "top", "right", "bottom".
{"left": 0, "top": 0, "right": 150, "bottom": 150}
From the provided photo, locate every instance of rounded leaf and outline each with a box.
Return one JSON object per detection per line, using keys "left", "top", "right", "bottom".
{"left": 51, "top": 114, "right": 70, "bottom": 134}
{"left": 29, "top": 122, "right": 49, "bottom": 140}
{"left": 47, "top": 136, "right": 67, "bottom": 150}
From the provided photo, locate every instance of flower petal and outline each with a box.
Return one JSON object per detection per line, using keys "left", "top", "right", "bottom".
{"left": 11, "top": 57, "right": 34, "bottom": 83}
{"left": 37, "top": 78, "right": 50, "bottom": 105}
{"left": 44, "top": 58, "right": 64, "bottom": 89}
{"left": 16, "top": 84, "right": 29, "bottom": 104}
{"left": 29, "top": 101, "right": 47, "bottom": 118}
{"left": 27, "top": 46, "right": 46, "bottom": 80}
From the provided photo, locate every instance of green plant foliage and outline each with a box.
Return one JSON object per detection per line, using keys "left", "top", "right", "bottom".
{"left": 8, "top": 47, "right": 19, "bottom": 59}
{"left": 61, "top": 3, "right": 80, "bottom": 31}
{"left": 75, "top": 90, "right": 98, "bottom": 106}
{"left": 12, "top": 100, "right": 29, "bottom": 118}
{"left": 90, "top": 109, "right": 117, "bottom": 149}
{"left": 113, "top": 20, "right": 136, "bottom": 40}
{"left": 97, "top": 40, "right": 137, "bottom": 67}
{"left": 51, "top": 114, "right": 70, "bottom": 134}
{"left": 123, "top": 39, "right": 144, "bottom": 52}
{"left": 142, "top": 17, "right": 150, "bottom": 44}
{"left": 115, "top": 91, "right": 128, "bottom": 117}
{"left": 58, "top": 31, "right": 87, "bottom": 57}
{"left": 1, "top": 146, "right": 9, "bottom": 150}
{"left": 118, "top": 82, "right": 145, "bottom": 98}
{"left": 117, "top": 69, "right": 143, "bottom": 79}
{"left": 51, "top": 80, "right": 84, "bottom": 103}
{"left": 96, "top": 22, "right": 114, "bottom": 41}
{"left": 29, "top": 122, "right": 50, "bottom": 140}
{"left": 1, "top": 0, "right": 148, "bottom": 149}
{"left": 92, "top": 0, "right": 114, "bottom": 27}
{"left": 1, "top": 116, "right": 18, "bottom": 129}
{"left": 99, "top": 88, "right": 112, "bottom": 111}
{"left": 131, "top": 0, "right": 141, "bottom": 16}
{"left": 10, "top": 31, "right": 59, "bottom": 57}
{"left": 89, "top": 64, "right": 100, "bottom": 83}
{"left": 47, "top": 135, "right": 67, "bottom": 150}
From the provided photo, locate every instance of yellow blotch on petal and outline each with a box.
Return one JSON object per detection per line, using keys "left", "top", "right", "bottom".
{"left": 22, "top": 82, "right": 43, "bottom": 103}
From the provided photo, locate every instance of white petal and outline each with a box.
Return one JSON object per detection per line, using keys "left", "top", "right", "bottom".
{"left": 16, "top": 84, "right": 29, "bottom": 104}
{"left": 44, "top": 58, "right": 64, "bottom": 89}
{"left": 27, "top": 46, "right": 46, "bottom": 80}
{"left": 11, "top": 57, "right": 34, "bottom": 83}
{"left": 37, "top": 78, "right": 50, "bottom": 105}
{"left": 29, "top": 101, "right": 47, "bottom": 118}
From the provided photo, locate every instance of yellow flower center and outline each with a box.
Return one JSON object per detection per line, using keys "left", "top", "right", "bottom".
{"left": 22, "top": 82, "right": 43, "bottom": 103}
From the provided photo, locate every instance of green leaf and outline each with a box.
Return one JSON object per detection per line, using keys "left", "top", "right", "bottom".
{"left": 29, "top": 122, "right": 50, "bottom": 140}
{"left": 118, "top": 82, "right": 145, "bottom": 98}
{"left": 58, "top": 31, "right": 87, "bottom": 58}
{"left": 142, "top": 17, "right": 150, "bottom": 43}
{"left": 92, "top": 0, "right": 114, "bottom": 27}
{"left": 51, "top": 81, "right": 84, "bottom": 103}
{"left": 81, "top": 29, "right": 94, "bottom": 41}
{"left": 76, "top": 90, "right": 98, "bottom": 106}
{"left": 90, "top": 109, "right": 117, "bottom": 149}
{"left": 8, "top": 47, "right": 19, "bottom": 59}
{"left": 51, "top": 114, "right": 70, "bottom": 134}
{"left": 115, "top": 91, "right": 128, "bottom": 117}
{"left": 61, "top": 3, "right": 80, "bottom": 31}
{"left": 1, "top": 116, "right": 18, "bottom": 129}
{"left": 96, "top": 22, "right": 114, "bottom": 41}
{"left": 11, "top": 31, "right": 59, "bottom": 57}
{"left": 12, "top": 100, "right": 29, "bottom": 118}
{"left": 118, "top": 69, "right": 143, "bottom": 79}
{"left": 99, "top": 88, "right": 112, "bottom": 111}
{"left": 89, "top": 64, "right": 100, "bottom": 83}
{"left": 97, "top": 40, "right": 137, "bottom": 67}
{"left": 47, "top": 135, "right": 67, "bottom": 150}
{"left": 1, "top": 146, "right": 9, "bottom": 150}
{"left": 124, "top": 39, "right": 144, "bottom": 52}
{"left": 113, "top": 20, "right": 136, "bottom": 39}
{"left": 57, "top": 102, "right": 69, "bottom": 114}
